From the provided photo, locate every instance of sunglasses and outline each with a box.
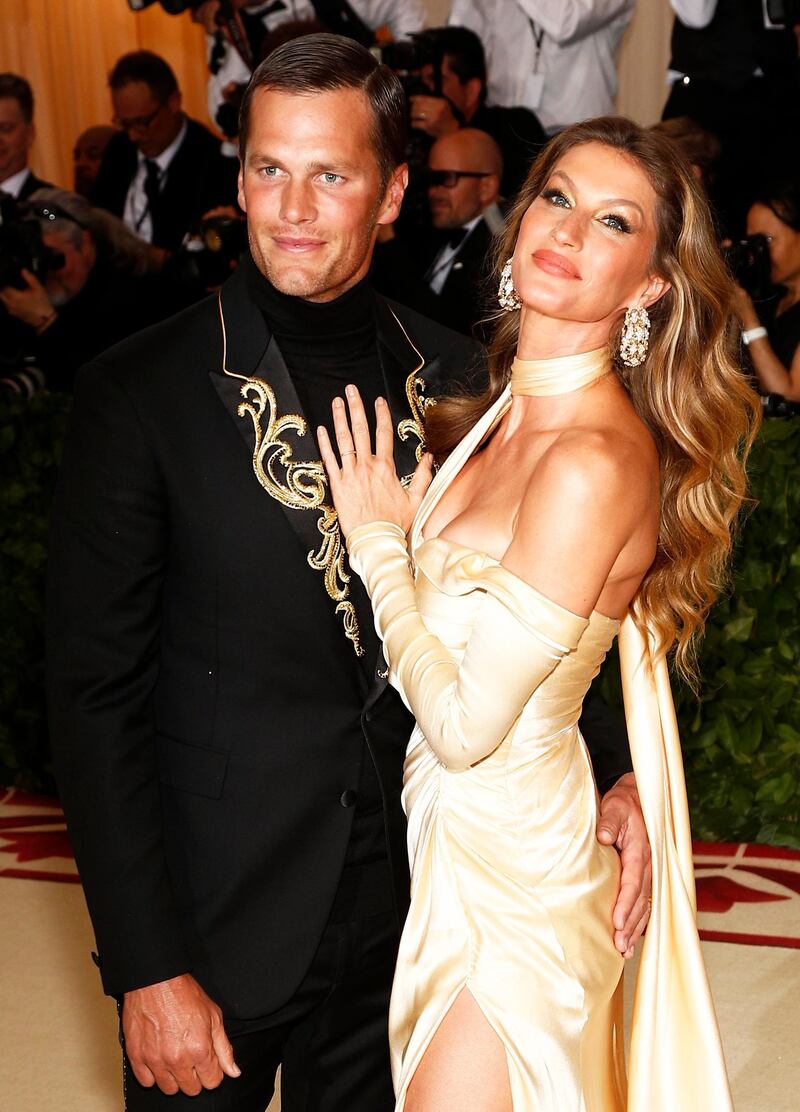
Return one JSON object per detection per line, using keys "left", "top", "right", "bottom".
{"left": 426, "top": 170, "right": 492, "bottom": 189}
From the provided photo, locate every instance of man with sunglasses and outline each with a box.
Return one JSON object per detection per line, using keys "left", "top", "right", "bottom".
{"left": 92, "top": 50, "right": 237, "bottom": 252}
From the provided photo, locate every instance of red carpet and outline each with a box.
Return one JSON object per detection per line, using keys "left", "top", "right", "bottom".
{"left": 3, "top": 787, "right": 799, "bottom": 948}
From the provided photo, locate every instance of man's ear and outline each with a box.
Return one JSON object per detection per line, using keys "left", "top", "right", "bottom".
{"left": 376, "top": 163, "right": 409, "bottom": 227}
{"left": 237, "top": 163, "right": 246, "bottom": 213}
{"left": 167, "top": 91, "right": 182, "bottom": 114}
{"left": 478, "top": 173, "right": 500, "bottom": 208}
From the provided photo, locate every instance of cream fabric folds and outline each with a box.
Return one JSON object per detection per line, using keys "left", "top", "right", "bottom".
{"left": 619, "top": 615, "right": 733, "bottom": 1111}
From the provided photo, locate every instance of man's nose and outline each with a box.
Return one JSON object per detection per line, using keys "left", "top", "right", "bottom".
{"left": 280, "top": 177, "right": 316, "bottom": 224}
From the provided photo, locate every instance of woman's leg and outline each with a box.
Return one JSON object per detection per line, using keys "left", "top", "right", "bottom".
{"left": 404, "top": 988, "right": 513, "bottom": 1112}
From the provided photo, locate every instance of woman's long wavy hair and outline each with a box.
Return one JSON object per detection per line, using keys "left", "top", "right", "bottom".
{"left": 424, "top": 116, "right": 762, "bottom": 684}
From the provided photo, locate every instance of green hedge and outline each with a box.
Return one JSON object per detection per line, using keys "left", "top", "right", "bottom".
{"left": 600, "top": 417, "right": 800, "bottom": 848}
{"left": 1, "top": 395, "right": 799, "bottom": 845}
{"left": 0, "top": 391, "right": 70, "bottom": 791}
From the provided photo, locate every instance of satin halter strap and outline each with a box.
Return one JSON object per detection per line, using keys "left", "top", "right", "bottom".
{"left": 510, "top": 346, "right": 612, "bottom": 397}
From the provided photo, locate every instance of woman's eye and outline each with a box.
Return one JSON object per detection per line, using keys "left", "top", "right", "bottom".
{"left": 602, "top": 213, "right": 632, "bottom": 234}
{"left": 542, "top": 188, "right": 569, "bottom": 208}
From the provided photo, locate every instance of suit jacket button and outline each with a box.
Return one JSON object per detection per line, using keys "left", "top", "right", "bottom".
{"left": 340, "top": 789, "right": 357, "bottom": 808}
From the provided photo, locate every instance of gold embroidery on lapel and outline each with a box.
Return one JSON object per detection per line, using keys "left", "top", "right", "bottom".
{"left": 218, "top": 294, "right": 363, "bottom": 657}
{"left": 387, "top": 307, "right": 437, "bottom": 485}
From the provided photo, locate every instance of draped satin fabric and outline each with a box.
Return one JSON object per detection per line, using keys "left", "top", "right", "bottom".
{"left": 348, "top": 350, "right": 732, "bottom": 1111}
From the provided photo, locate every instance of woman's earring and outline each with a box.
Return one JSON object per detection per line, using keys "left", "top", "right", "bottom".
{"left": 498, "top": 258, "right": 521, "bottom": 311}
{"left": 619, "top": 305, "right": 651, "bottom": 367}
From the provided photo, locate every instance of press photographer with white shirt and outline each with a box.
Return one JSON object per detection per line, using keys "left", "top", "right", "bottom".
{"left": 447, "top": 0, "right": 634, "bottom": 135}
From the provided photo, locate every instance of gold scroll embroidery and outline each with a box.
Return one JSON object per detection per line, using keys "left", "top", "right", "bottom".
{"left": 218, "top": 296, "right": 363, "bottom": 656}
{"left": 388, "top": 306, "right": 436, "bottom": 486}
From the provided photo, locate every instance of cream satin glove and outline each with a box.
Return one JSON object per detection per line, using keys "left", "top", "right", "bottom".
{"left": 348, "top": 521, "right": 589, "bottom": 771}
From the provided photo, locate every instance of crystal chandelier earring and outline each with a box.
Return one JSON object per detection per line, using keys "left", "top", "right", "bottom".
{"left": 498, "top": 258, "right": 521, "bottom": 311}
{"left": 619, "top": 305, "right": 650, "bottom": 367}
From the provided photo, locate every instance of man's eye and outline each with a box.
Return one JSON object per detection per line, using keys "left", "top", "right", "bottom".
{"left": 542, "top": 188, "right": 570, "bottom": 208}
{"left": 261, "top": 166, "right": 281, "bottom": 177}
{"left": 320, "top": 172, "right": 344, "bottom": 185}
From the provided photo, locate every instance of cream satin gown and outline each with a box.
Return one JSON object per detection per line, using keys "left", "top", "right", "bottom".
{"left": 348, "top": 349, "right": 733, "bottom": 1112}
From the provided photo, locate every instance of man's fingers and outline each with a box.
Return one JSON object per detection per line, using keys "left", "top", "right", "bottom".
{"left": 195, "top": 1053, "right": 225, "bottom": 1090}
{"left": 612, "top": 875, "right": 640, "bottom": 932}
{"left": 211, "top": 1018, "right": 241, "bottom": 1079}
{"left": 128, "top": 1057, "right": 157, "bottom": 1089}
{"left": 596, "top": 795, "right": 624, "bottom": 845}
{"left": 149, "top": 1065, "right": 180, "bottom": 1095}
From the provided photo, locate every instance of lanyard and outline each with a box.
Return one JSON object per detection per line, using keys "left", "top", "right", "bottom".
{"left": 529, "top": 20, "right": 545, "bottom": 74}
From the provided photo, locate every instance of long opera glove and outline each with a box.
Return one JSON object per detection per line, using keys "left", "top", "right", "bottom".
{"left": 619, "top": 612, "right": 733, "bottom": 1112}
{"left": 348, "top": 521, "right": 589, "bottom": 771}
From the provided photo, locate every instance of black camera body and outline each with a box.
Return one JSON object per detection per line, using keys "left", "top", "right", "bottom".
{"left": 722, "top": 234, "right": 773, "bottom": 300}
{"left": 379, "top": 33, "right": 446, "bottom": 101}
{"left": 171, "top": 212, "right": 247, "bottom": 290}
{"left": 0, "top": 195, "right": 65, "bottom": 291}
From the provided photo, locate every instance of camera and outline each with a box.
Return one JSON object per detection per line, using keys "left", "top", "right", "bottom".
{"left": 765, "top": 0, "right": 800, "bottom": 27}
{"left": 0, "top": 195, "right": 65, "bottom": 291}
{"left": 722, "top": 234, "right": 772, "bottom": 300}
{"left": 379, "top": 34, "right": 446, "bottom": 100}
{"left": 171, "top": 212, "right": 247, "bottom": 290}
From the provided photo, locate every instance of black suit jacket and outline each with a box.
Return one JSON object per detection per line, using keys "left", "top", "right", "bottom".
{"left": 18, "top": 170, "right": 53, "bottom": 201}
{"left": 47, "top": 262, "right": 632, "bottom": 1019}
{"left": 91, "top": 117, "right": 238, "bottom": 252}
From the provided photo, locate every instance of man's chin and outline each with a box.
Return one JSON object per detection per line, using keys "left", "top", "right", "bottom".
{"left": 258, "top": 256, "right": 333, "bottom": 300}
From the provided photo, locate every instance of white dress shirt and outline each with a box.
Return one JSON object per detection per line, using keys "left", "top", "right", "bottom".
{"left": 206, "top": 0, "right": 426, "bottom": 124}
{"left": 669, "top": 0, "right": 718, "bottom": 29}
{"left": 0, "top": 167, "right": 33, "bottom": 198}
{"left": 427, "top": 214, "right": 482, "bottom": 295}
{"left": 122, "top": 119, "right": 188, "bottom": 244}
{"left": 448, "top": 0, "right": 634, "bottom": 135}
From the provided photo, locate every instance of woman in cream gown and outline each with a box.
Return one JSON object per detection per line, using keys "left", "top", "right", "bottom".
{"left": 318, "top": 118, "right": 760, "bottom": 1111}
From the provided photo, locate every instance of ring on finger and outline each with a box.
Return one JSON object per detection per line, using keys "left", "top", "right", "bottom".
{"left": 340, "top": 449, "right": 357, "bottom": 458}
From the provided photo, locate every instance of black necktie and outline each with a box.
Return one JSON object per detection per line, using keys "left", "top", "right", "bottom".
{"left": 144, "top": 159, "right": 161, "bottom": 217}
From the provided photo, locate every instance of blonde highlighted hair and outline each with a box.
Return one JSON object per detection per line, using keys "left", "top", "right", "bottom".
{"left": 425, "top": 117, "right": 762, "bottom": 684}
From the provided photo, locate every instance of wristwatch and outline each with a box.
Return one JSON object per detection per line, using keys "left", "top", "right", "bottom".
{"left": 742, "top": 326, "right": 767, "bottom": 346}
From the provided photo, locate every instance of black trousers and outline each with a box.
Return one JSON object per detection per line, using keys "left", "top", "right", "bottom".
{"left": 121, "top": 906, "right": 400, "bottom": 1111}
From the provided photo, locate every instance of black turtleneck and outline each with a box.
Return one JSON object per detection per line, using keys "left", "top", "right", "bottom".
{"left": 244, "top": 255, "right": 385, "bottom": 442}
{"left": 244, "top": 255, "right": 394, "bottom": 922}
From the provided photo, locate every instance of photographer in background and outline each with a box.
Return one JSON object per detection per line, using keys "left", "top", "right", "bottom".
{"left": 734, "top": 181, "right": 800, "bottom": 405}
{"left": 92, "top": 51, "right": 238, "bottom": 252}
{"left": 447, "top": 0, "right": 634, "bottom": 135}
{"left": 0, "top": 189, "right": 165, "bottom": 392}
{"left": 0, "top": 73, "right": 51, "bottom": 201}
{"left": 405, "top": 26, "right": 545, "bottom": 198}
{"left": 193, "top": 0, "right": 425, "bottom": 139}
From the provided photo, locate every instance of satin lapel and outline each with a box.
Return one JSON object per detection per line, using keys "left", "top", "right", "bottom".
{"left": 208, "top": 270, "right": 366, "bottom": 661}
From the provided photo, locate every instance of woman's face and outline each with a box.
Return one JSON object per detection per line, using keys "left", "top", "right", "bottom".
{"left": 747, "top": 202, "right": 800, "bottom": 288}
{"left": 513, "top": 142, "right": 664, "bottom": 327}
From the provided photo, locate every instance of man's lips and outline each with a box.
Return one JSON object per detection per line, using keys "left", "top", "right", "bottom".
{"left": 272, "top": 236, "right": 326, "bottom": 253}
{"left": 532, "top": 250, "right": 581, "bottom": 279}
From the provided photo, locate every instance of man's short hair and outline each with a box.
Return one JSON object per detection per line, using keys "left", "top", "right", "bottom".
{"left": 427, "top": 27, "right": 487, "bottom": 96}
{"left": 0, "top": 73, "right": 34, "bottom": 122}
{"left": 109, "top": 51, "right": 179, "bottom": 103}
{"left": 238, "top": 33, "right": 407, "bottom": 187}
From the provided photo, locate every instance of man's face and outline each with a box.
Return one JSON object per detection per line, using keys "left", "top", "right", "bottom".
{"left": 421, "top": 57, "right": 481, "bottom": 122}
{"left": 238, "top": 87, "right": 406, "bottom": 302}
{"left": 111, "top": 81, "right": 183, "bottom": 159}
{"left": 73, "top": 126, "right": 116, "bottom": 197}
{"left": 43, "top": 229, "right": 95, "bottom": 306}
{"left": 0, "top": 97, "right": 34, "bottom": 184}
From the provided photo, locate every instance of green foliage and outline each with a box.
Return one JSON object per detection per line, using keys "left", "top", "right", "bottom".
{"left": 0, "top": 392, "right": 70, "bottom": 791}
{"left": 600, "top": 418, "right": 800, "bottom": 847}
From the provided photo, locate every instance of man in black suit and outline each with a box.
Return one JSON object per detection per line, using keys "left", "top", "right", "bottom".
{"left": 92, "top": 50, "right": 237, "bottom": 252}
{"left": 0, "top": 73, "right": 51, "bottom": 200}
{"left": 48, "top": 34, "right": 650, "bottom": 1111}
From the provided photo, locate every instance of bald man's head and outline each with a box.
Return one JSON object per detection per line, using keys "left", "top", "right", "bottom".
{"left": 427, "top": 128, "right": 503, "bottom": 230}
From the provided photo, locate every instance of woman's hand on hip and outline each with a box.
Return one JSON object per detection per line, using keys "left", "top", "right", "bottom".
{"left": 317, "top": 385, "right": 433, "bottom": 541}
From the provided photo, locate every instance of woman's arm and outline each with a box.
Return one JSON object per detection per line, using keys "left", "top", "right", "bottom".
{"left": 735, "top": 286, "right": 800, "bottom": 401}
